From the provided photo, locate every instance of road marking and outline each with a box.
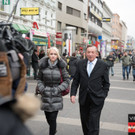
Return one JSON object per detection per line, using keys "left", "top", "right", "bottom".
{"left": 111, "top": 79, "right": 134, "bottom": 83}
{"left": 28, "top": 92, "right": 135, "bottom": 105}
{"left": 105, "top": 98, "right": 135, "bottom": 105}
{"left": 28, "top": 82, "right": 135, "bottom": 91}
{"left": 30, "top": 115, "right": 127, "bottom": 132}
{"left": 110, "top": 86, "right": 135, "bottom": 91}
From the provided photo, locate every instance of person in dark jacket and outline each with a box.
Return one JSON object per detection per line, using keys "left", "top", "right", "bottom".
{"left": 96, "top": 51, "right": 102, "bottom": 59}
{"left": 32, "top": 49, "right": 39, "bottom": 80}
{"left": 69, "top": 52, "right": 79, "bottom": 79}
{"left": 37, "top": 47, "right": 70, "bottom": 135}
{"left": 39, "top": 50, "right": 45, "bottom": 59}
{"left": 121, "top": 51, "right": 132, "bottom": 80}
{"left": 106, "top": 52, "right": 115, "bottom": 76}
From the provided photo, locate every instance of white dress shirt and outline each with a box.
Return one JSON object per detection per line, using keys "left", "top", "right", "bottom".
{"left": 87, "top": 58, "right": 97, "bottom": 76}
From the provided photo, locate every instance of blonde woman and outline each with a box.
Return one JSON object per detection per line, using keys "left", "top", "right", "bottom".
{"left": 37, "top": 47, "right": 70, "bottom": 135}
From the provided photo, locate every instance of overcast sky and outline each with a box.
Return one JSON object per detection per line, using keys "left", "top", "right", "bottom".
{"left": 103, "top": 0, "right": 135, "bottom": 38}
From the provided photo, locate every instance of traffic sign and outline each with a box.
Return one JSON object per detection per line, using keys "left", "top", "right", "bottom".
{"left": 102, "top": 18, "right": 111, "bottom": 22}
{"left": 2, "top": 0, "right": 10, "bottom": 5}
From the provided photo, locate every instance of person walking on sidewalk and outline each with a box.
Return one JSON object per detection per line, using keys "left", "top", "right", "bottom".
{"left": 128, "top": 50, "right": 132, "bottom": 74}
{"left": 121, "top": 51, "right": 132, "bottom": 80}
{"left": 32, "top": 49, "right": 39, "bottom": 80}
{"left": 68, "top": 52, "right": 79, "bottom": 80}
{"left": 106, "top": 52, "right": 115, "bottom": 76}
{"left": 131, "top": 50, "right": 135, "bottom": 81}
{"left": 70, "top": 45, "right": 110, "bottom": 135}
{"left": 37, "top": 47, "right": 70, "bottom": 135}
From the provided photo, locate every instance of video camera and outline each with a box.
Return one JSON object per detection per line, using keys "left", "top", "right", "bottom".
{"left": 0, "top": 22, "right": 34, "bottom": 97}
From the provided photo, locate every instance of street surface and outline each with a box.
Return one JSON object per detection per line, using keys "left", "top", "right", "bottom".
{"left": 26, "top": 62, "right": 135, "bottom": 135}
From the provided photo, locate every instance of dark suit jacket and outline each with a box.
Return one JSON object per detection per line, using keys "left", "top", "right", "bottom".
{"left": 70, "top": 58, "right": 110, "bottom": 105}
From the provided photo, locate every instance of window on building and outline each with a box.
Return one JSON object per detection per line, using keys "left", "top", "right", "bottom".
{"left": 57, "top": 21, "right": 61, "bottom": 31}
{"left": 58, "top": 2, "right": 62, "bottom": 10}
{"left": 94, "top": 6, "right": 96, "bottom": 11}
{"left": 76, "top": 27, "right": 78, "bottom": 35}
{"left": 45, "top": 19, "right": 47, "bottom": 25}
{"left": 45, "top": 11, "right": 47, "bottom": 16}
{"left": 81, "top": 28, "right": 85, "bottom": 36}
{"left": 78, "top": 0, "right": 83, "bottom": 2}
{"left": 84, "top": 13, "right": 87, "bottom": 20}
{"left": 67, "top": 6, "right": 73, "bottom": 14}
{"left": 51, "top": 20, "right": 53, "bottom": 26}
{"left": 73, "top": 9, "right": 81, "bottom": 17}
{"left": 67, "top": 6, "right": 80, "bottom": 18}
{"left": 91, "top": 2, "right": 93, "bottom": 8}
{"left": 97, "top": 9, "right": 99, "bottom": 14}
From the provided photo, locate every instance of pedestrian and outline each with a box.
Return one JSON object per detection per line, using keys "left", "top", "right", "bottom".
{"left": 61, "top": 52, "right": 67, "bottom": 63}
{"left": 96, "top": 51, "right": 101, "bottom": 59}
{"left": 106, "top": 52, "right": 115, "bottom": 76}
{"left": 131, "top": 50, "right": 135, "bottom": 81}
{"left": 82, "top": 52, "right": 86, "bottom": 59}
{"left": 118, "top": 51, "right": 123, "bottom": 63}
{"left": 121, "top": 51, "right": 132, "bottom": 80}
{"left": 70, "top": 45, "right": 110, "bottom": 135}
{"left": 68, "top": 52, "right": 79, "bottom": 79}
{"left": 128, "top": 50, "right": 132, "bottom": 74}
{"left": 32, "top": 49, "right": 39, "bottom": 80}
{"left": 39, "top": 49, "right": 45, "bottom": 59}
{"left": 37, "top": 47, "right": 70, "bottom": 135}
{"left": 76, "top": 50, "right": 82, "bottom": 59}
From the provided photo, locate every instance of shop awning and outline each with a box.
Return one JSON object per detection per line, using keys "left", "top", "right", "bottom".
{"left": 33, "top": 37, "right": 53, "bottom": 46}
{"left": 12, "top": 23, "right": 31, "bottom": 34}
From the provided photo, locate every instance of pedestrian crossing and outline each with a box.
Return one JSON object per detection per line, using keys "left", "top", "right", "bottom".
{"left": 27, "top": 63, "right": 135, "bottom": 134}
{"left": 30, "top": 115, "right": 127, "bottom": 133}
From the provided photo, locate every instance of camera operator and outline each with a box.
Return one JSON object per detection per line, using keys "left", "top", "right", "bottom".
{"left": 0, "top": 24, "right": 40, "bottom": 135}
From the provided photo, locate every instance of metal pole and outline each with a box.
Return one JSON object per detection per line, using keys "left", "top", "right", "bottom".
{"left": 7, "top": 0, "right": 20, "bottom": 23}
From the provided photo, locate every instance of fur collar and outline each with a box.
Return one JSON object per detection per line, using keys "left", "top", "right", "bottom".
{"left": 39, "top": 56, "right": 67, "bottom": 69}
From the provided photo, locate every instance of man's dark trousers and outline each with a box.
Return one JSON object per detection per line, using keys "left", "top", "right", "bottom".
{"left": 79, "top": 94, "right": 104, "bottom": 135}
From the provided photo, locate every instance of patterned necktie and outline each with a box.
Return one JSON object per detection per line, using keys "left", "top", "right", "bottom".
{"left": 87, "top": 62, "right": 93, "bottom": 77}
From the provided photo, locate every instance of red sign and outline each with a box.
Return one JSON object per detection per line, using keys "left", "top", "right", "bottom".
{"left": 128, "top": 122, "right": 135, "bottom": 133}
{"left": 56, "top": 32, "right": 62, "bottom": 38}
{"left": 33, "top": 22, "right": 39, "bottom": 29}
{"left": 56, "top": 41, "right": 62, "bottom": 45}
{"left": 48, "top": 36, "right": 50, "bottom": 48}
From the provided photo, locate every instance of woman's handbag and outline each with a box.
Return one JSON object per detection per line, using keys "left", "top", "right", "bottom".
{"left": 35, "top": 85, "right": 40, "bottom": 95}
{"left": 60, "top": 69, "right": 70, "bottom": 96}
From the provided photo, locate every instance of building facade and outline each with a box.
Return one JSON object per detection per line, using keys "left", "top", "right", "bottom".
{"left": 0, "top": 0, "right": 56, "bottom": 52}
{"left": 88, "top": 0, "right": 103, "bottom": 50}
{"left": 121, "top": 21, "right": 127, "bottom": 48}
{"left": 102, "top": 1, "right": 113, "bottom": 57}
{"left": 111, "top": 13, "right": 123, "bottom": 51}
{"left": 56, "top": 0, "right": 88, "bottom": 55}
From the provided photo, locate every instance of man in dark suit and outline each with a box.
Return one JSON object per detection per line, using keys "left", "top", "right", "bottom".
{"left": 70, "top": 45, "right": 110, "bottom": 135}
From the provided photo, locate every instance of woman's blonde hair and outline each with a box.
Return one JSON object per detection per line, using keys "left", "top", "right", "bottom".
{"left": 47, "top": 47, "right": 61, "bottom": 60}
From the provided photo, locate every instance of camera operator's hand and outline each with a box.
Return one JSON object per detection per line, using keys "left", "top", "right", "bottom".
{"left": 18, "top": 53, "right": 24, "bottom": 60}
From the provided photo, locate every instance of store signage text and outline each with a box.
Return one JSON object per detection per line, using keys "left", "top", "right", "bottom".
{"left": 21, "top": 7, "right": 39, "bottom": 15}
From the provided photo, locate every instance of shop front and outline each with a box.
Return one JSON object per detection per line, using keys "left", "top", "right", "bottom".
{"left": 33, "top": 36, "right": 53, "bottom": 54}
{"left": 12, "top": 23, "right": 31, "bottom": 34}
{"left": 31, "top": 29, "right": 53, "bottom": 54}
